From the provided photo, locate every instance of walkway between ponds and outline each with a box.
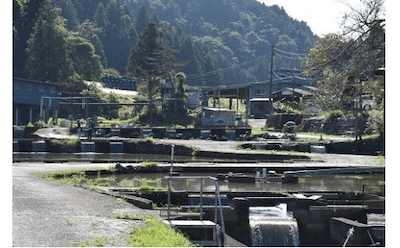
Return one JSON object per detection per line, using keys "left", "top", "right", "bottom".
{"left": 12, "top": 162, "right": 159, "bottom": 247}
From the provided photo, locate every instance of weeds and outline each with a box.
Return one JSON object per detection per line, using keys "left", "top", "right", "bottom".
{"left": 112, "top": 214, "right": 194, "bottom": 247}
{"left": 72, "top": 236, "right": 116, "bottom": 247}
{"left": 35, "top": 170, "right": 115, "bottom": 187}
{"left": 118, "top": 178, "right": 169, "bottom": 193}
{"left": 125, "top": 216, "right": 194, "bottom": 247}
{"left": 113, "top": 213, "right": 146, "bottom": 221}
{"left": 140, "top": 161, "right": 159, "bottom": 169}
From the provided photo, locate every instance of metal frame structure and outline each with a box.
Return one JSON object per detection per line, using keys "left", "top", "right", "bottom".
{"left": 163, "top": 175, "right": 227, "bottom": 247}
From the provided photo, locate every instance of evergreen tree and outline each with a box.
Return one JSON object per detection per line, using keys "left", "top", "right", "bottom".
{"left": 25, "top": 0, "right": 73, "bottom": 82}
{"left": 126, "top": 23, "right": 174, "bottom": 124}
{"left": 93, "top": 2, "right": 109, "bottom": 28}
{"left": 13, "top": 0, "right": 24, "bottom": 77}
{"left": 59, "top": 0, "right": 79, "bottom": 30}
{"left": 76, "top": 19, "right": 107, "bottom": 67}
{"left": 133, "top": 6, "right": 148, "bottom": 36}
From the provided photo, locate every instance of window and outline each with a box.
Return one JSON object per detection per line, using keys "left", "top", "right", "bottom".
{"left": 39, "top": 85, "right": 45, "bottom": 92}
{"left": 256, "top": 89, "right": 266, "bottom": 96}
{"left": 26, "top": 83, "right": 33, "bottom": 91}
{"left": 50, "top": 86, "right": 56, "bottom": 93}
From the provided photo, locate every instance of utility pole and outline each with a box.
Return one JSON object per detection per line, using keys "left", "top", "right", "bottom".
{"left": 269, "top": 45, "right": 274, "bottom": 115}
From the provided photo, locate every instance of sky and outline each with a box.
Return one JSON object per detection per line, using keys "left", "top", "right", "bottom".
{"left": 257, "top": 0, "right": 363, "bottom": 36}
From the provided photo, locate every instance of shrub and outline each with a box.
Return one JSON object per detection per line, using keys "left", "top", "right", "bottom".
{"left": 126, "top": 216, "right": 193, "bottom": 247}
{"left": 141, "top": 161, "right": 159, "bottom": 169}
{"left": 324, "top": 109, "right": 344, "bottom": 120}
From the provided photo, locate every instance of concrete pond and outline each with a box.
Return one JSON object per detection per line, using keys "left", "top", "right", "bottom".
{"left": 71, "top": 163, "right": 385, "bottom": 247}
{"left": 13, "top": 127, "right": 385, "bottom": 247}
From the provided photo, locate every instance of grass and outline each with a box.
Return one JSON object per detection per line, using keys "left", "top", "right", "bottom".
{"left": 113, "top": 214, "right": 194, "bottom": 247}
{"left": 140, "top": 161, "right": 159, "bottom": 169}
{"left": 118, "top": 178, "right": 169, "bottom": 193}
{"left": 375, "top": 155, "right": 385, "bottom": 166}
{"left": 35, "top": 170, "right": 115, "bottom": 187}
{"left": 124, "top": 216, "right": 194, "bottom": 247}
{"left": 73, "top": 236, "right": 117, "bottom": 247}
{"left": 50, "top": 137, "right": 81, "bottom": 147}
{"left": 250, "top": 127, "right": 269, "bottom": 137}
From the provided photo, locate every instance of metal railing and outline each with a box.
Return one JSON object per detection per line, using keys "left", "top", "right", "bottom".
{"left": 164, "top": 175, "right": 227, "bottom": 246}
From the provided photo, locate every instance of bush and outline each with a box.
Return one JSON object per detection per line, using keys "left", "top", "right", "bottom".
{"left": 126, "top": 216, "right": 193, "bottom": 247}
{"left": 324, "top": 110, "right": 344, "bottom": 120}
{"left": 364, "top": 110, "right": 384, "bottom": 135}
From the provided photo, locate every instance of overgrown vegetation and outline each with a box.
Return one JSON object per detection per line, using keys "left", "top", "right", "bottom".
{"left": 35, "top": 169, "right": 115, "bottom": 187}
{"left": 73, "top": 214, "right": 192, "bottom": 247}
{"left": 72, "top": 236, "right": 117, "bottom": 247}
{"left": 140, "top": 161, "right": 159, "bottom": 169}
{"left": 118, "top": 178, "right": 169, "bottom": 193}
{"left": 124, "top": 216, "right": 194, "bottom": 247}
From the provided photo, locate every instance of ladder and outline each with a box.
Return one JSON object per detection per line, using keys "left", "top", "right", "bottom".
{"left": 163, "top": 176, "right": 227, "bottom": 247}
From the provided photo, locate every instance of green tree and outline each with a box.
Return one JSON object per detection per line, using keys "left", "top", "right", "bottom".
{"left": 13, "top": 0, "right": 24, "bottom": 77}
{"left": 126, "top": 23, "right": 174, "bottom": 124}
{"left": 304, "top": 0, "right": 385, "bottom": 139}
{"left": 75, "top": 19, "right": 107, "bottom": 67}
{"left": 14, "top": 0, "right": 43, "bottom": 78}
{"left": 172, "top": 72, "right": 191, "bottom": 124}
{"left": 67, "top": 35, "right": 103, "bottom": 81}
{"left": 26, "top": 0, "right": 73, "bottom": 82}
{"left": 59, "top": 0, "right": 79, "bottom": 30}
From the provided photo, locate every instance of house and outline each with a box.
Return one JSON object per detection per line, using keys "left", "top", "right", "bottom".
{"left": 248, "top": 75, "right": 315, "bottom": 117}
{"left": 195, "top": 107, "right": 236, "bottom": 127}
{"left": 13, "top": 78, "right": 60, "bottom": 125}
{"left": 271, "top": 87, "right": 313, "bottom": 103}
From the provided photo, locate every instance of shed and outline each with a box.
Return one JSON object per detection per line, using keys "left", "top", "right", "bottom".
{"left": 13, "top": 78, "right": 60, "bottom": 125}
{"left": 195, "top": 107, "right": 236, "bottom": 127}
{"left": 249, "top": 98, "right": 273, "bottom": 118}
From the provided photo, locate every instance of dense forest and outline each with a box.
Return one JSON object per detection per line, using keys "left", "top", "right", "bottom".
{"left": 13, "top": 0, "right": 316, "bottom": 87}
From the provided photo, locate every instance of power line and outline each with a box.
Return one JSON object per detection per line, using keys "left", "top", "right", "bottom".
{"left": 185, "top": 54, "right": 270, "bottom": 79}
{"left": 184, "top": 47, "right": 306, "bottom": 83}
{"left": 274, "top": 47, "right": 305, "bottom": 57}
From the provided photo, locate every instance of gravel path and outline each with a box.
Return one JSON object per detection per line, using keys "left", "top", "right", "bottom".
{"left": 12, "top": 163, "right": 159, "bottom": 247}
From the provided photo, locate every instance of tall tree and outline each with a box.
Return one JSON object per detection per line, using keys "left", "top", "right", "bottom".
{"left": 304, "top": 0, "right": 385, "bottom": 139}
{"left": 13, "top": 0, "right": 24, "bottom": 77}
{"left": 14, "top": 0, "right": 43, "bottom": 78}
{"left": 25, "top": 0, "right": 73, "bottom": 82}
{"left": 75, "top": 19, "right": 107, "bottom": 67}
{"left": 59, "top": 0, "right": 79, "bottom": 30}
{"left": 126, "top": 23, "right": 174, "bottom": 124}
{"left": 67, "top": 35, "right": 103, "bottom": 81}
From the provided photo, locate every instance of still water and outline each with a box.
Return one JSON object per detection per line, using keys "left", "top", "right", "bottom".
{"left": 104, "top": 172, "right": 384, "bottom": 194}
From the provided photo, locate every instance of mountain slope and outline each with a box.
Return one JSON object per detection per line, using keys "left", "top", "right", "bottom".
{"left": 54, "top": 0, "right": 317, "bottom": 86}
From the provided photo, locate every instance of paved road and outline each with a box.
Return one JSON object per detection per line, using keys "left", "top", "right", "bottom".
{"left": 12, "top": 163, "right": 158, "bottom": 247}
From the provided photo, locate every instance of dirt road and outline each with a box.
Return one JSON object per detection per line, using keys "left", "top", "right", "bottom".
{"left": 12, "top": 163, "right": 158, "bottom": 247}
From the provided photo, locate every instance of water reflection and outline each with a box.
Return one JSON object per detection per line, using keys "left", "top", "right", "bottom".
{"left": 103, "top": 172, "right": 384, "bottom": 194}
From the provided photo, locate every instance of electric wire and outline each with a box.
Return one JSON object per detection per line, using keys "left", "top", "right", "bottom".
{"left": 185, "top": 47, "right": 306, "bottom": 82}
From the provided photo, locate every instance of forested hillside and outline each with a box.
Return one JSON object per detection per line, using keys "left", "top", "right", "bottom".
{"left": 14, "top": 0, "right": 316, "bottom": 86}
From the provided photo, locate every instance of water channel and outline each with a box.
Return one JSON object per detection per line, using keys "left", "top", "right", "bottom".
{"left": 97, "top": 172, "right": 384, "bottom": 195}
